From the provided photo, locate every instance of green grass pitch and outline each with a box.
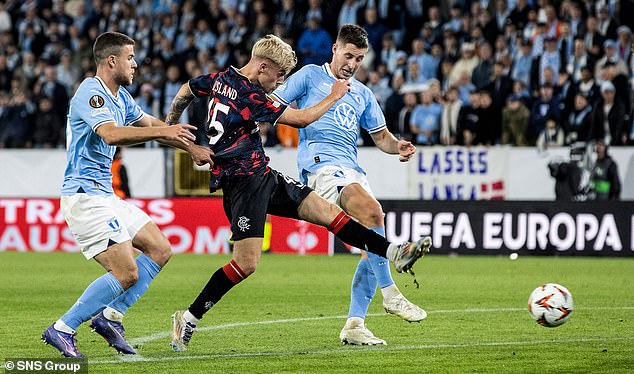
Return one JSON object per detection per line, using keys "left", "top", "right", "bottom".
{"left": 0, "top": 252, "right": 632, "bottom": 373}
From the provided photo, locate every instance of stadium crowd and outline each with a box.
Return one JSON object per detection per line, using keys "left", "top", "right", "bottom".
{"left": 1, "top": 0, "right": 634, "bottom": 148}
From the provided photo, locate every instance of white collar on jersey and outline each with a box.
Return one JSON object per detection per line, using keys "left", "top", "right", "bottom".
{"left": 94, "top": 75, "right": 119, "bottom": 99}
{"left": 323, "top": 63, "right": 354, "bottom": 85}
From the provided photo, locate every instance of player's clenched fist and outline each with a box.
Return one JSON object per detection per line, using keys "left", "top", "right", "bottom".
{"left": 398, "top": 140, "right": 416, "bottom": 162}
{"left": 330, "top": 79, "right": 350, "bottom": 100}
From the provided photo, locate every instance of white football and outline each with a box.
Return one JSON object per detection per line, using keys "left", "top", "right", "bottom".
{"left": 528, "top": 283, "right": 574, "bottom": 327}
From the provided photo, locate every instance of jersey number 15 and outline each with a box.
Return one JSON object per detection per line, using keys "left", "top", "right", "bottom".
{"left": 207, "top": 100, "right": 229, "bottom": 145}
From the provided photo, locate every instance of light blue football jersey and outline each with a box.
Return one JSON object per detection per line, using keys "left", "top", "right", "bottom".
{"left": 61, "top": 76, "right": 144, "bottom": 195}
{"left": 271, "top": 63, "right": 386, "bottom": 183}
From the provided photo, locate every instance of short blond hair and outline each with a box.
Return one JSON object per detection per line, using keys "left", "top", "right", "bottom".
{"left": 252, "top": 34, "right": 297, "bottom": 75}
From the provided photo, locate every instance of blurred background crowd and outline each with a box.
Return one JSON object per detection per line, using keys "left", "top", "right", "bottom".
{"left": 1, "top": 0, "right": 634, "bottom": 149}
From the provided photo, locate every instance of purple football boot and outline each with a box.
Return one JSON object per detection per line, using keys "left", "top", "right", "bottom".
{"left": 42, "top": 324, "right": 84, "bottom": 358}
{"left": 89, "top": 311, "right": 137, "bottom": 354}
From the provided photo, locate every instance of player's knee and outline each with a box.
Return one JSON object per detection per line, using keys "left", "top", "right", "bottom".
{"left": 143, "top": 237, "right": 171, "bottom": 267}
{"left": 356, "top": 202, "right": 383, "bottom": 227}
{"left": 115, "top": 267, "right": 139, "bottom": 290}
{"left": 154, "top": 239, "right": 172, "bottom": 267}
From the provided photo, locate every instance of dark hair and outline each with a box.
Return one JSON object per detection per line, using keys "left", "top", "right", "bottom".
{"left": 93, "top": 32, "right": 135, "bottom": 66}
{"left": 337, "top": 24, "right": 368, "bottom": 49}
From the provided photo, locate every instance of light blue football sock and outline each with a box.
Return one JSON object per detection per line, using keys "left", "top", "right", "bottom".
{"left": 347, "top": 258, "right": 378, "bottom": 318}
{"left": 61, "top": 272, "right": 124, "bottom": 330}
{"left": 366, "top": 226, "right": 395, "bottom": 288}
{"left": 108, "top": 254, "right": 162, "bottom": 315}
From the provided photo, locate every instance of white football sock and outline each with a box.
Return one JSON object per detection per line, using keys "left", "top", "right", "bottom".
{"left": 54, "top": 320, "right": 75, "bottom": 334}
{"left": 380, "top": 284, "right": 400, "bottom": 301}
{"left": 183, "top": 310, "right": 199, "bottom": 325}
{"left": 103, "top": 306, "right": 124, "bottom": 322}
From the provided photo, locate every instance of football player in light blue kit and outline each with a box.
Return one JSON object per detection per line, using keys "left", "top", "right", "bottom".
{"left": 42, "top": 32, "right": 212, "bottom": 357}
{"left": 272, "top": 24, "right": 432, "bottom": 345}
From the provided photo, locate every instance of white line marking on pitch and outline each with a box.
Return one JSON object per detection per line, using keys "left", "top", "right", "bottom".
{"left": 128, "top": 306, "right": 634, "bottom": 345}
{"left": 90, "top": 336, "right": 634, "bottom": 365}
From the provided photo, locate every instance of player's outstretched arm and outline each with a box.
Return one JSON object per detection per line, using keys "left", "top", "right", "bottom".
{"left": 134, "top": 114, "right": 214, "bottom": 167}
{"left": 165, "top": 83, "right": 196, "bottom": 126}
{"left": 370, "top": 128, "right": 416, "bottom": 162}
{"left": 95, "top": 121, "right": 196, "bottom": 146}
{"left": 277, "top": 79, "right": 349, "bottom": 128}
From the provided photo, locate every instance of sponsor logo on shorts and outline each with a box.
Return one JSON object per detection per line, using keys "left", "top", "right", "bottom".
{"left": 332, "top": 170, "right": 345, "bottom": 178}
{"left": 107, "top": 217, "right": 122, "bottom": 233}
{"left": 237, "top": 216, "right": 251, "bottom": 232}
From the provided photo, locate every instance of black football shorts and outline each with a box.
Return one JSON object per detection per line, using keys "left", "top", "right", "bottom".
{"left": 222, "top": 167, "right": 312, "bottom": 241}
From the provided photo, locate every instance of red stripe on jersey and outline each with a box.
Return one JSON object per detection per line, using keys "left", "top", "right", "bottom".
{"left": 328, "top": 211, "right": 351, "bottom": 235}
{"left": 222, "top": 260, "right": 247, "bottom": 284}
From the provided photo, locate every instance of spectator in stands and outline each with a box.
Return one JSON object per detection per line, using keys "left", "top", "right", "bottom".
{"left": 488, "top": 60, "right": 513, "bottom": 110}
{"left": 536, "top": 117, "right": 565, "bottom": 149}
{"left": 529, "top": 84, "right": 560, "bottom": 144}
{"left": 380, "top": 34, "right": 401, "bottom": 74}
{"left": 616, "top": 26, "right": 632, "bottom": 64}
{"left": 573, "top": 65, "right": 601, "bottom": 104}
{"left": 40, "top": 65, "right": 68, "bottom": 123}
{"left": 535, "top": 37, "right": 561, "bottom": 87}
{"left": 455, "top": 70, "right": 476, "bottom": 105}
{"left": 448, "top": 42, "right": 479, "bottom": 87}
{"left": 567, "top": 38, "right": 594, "bottom": 83}
{"left": 589, "top": 138, "right": 621, "bottom": 200}
{"left": 135, "top": 83, "right": 160, "bottom": 119}
{"left": 410, "top": 89, "right": 441, "bottom": 145}
{"left": 596, "top": 5, "right": 618, "bottom": 41}
{"left": 441, "top": 30, "right": 460, "bottom": 63}
{"left": 384, "top": 74, "right": 405, "bottom": 136}
{"left": 457, "top": 90, "right": 482, "bottom": 146}
{"left": 56, "top": 50, "right": 80, "bottom": 95}
{"left": 213, "top": 40, "right": 236, "bottom": 71}
{"left": 558, "top": 20, "right": 574, "bottom": 68}
{"left": 0, "top": 89, "right": 30, "bottom": 148}
{"left": 194, "top": 19, "right": 218, "bottom": 54}
{"left": 556, "top": 69, "right": 575, "bottom": 122}
{"left": 583, "top": 16, "right": 604, "bottom": 61}
{"left": 408, "top": 39, "right": 436, "bottom": 82}
{"left": 502, "top": 94, "right": 529, "bottom": 146}
{"left": 565, "top": 93, "right": 593, "bottom": 144}
{"left": 438, "top": 58, "right": 453, "bottom": 92}
{"left": 600, "top": 61, "right": 632, "bottom": 115}
{"left": 367, "top": 70, "right": 392, "bottom": 110}
{"left": 162, "top": 65, "right": 187, "bottom": 124}
{"left": 472, "top": 42, "right": 494, "bottom": 90}
{"left": 405, "top": 60, "right": 426, "bottom": 85}
{"left": 477, "top": 90, "right": 498, "bottom": 144}
{"left": 277, "top": 0, "right": 304, "bottom": 40}
{"left": 31, "top": 96, "right": 63, "bottom": 148}
{"left": 394, "top": 91, "right": 417, "bottom": 142}
{"left": 362, "top": 7, "right": 387, "bottom": 59}
{"left": 297, "top": 17, "right": 332, "bottom": 66}
{"left": 590, "top": 81, "right": 628, "bottom": 146}
{"left": 595, "top": 40, "right": 629, "bottom": 79}
{"left": 440, "top": 86, "right": 462, "bottom": 145}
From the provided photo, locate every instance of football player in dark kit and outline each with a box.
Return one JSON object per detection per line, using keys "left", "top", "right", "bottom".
{"left": 165, "top": 35, "right": 431, "bottom": 351}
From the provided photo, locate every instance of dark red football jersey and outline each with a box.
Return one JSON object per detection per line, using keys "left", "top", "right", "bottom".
{"left": 188, "top": 67, "right": 288, "bottom": 190}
